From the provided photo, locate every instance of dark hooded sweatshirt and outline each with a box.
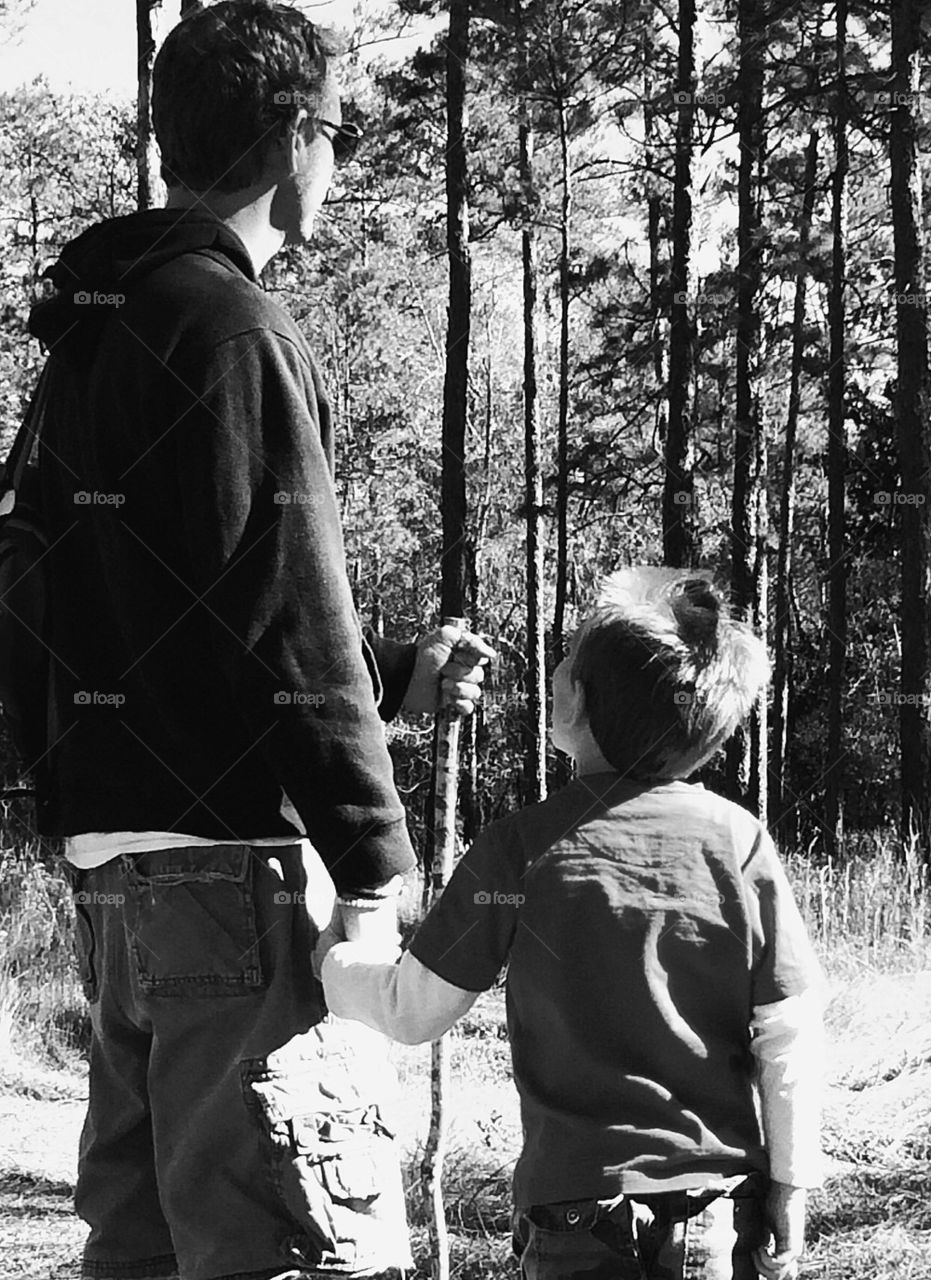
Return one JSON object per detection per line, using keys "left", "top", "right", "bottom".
{"left": 29, "top": 209, "right": 416, "bottom": 895}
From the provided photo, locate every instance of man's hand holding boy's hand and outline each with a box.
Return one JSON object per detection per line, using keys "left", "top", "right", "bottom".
{"left": 754, "top": 1182, "right": 806, "bottom": 1280}
{"left": 339, "top": 885, "right": 403, "bottom": 950}
{"left": 312, "top": 882, "right": 403, "bottom": 979}
{"left": 403, "top": 626, "right": 496, "bottom": 716}
{"left": 311, "top": 910, "right": 344, "bottom": 980}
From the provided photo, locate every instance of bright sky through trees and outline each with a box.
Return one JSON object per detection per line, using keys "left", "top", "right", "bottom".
{"left": 0, "top": 0, "right": 363, "bottom": 96}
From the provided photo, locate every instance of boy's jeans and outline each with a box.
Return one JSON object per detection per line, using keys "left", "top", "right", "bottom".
{"left": 67, "top": 843, "right": 411, "bottom": 1280}
{"left": 512, "top": 1176, "right": 767, "bottom": 1280}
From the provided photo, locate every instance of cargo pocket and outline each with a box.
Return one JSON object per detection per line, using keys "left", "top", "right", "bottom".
{"left": 123, "top": 844, "right": 264, "bottom": 996}
{"left": 243, "top": 1019, "right": 412, "bottom": 1275}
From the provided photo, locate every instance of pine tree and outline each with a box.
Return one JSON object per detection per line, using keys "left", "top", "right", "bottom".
{"left": 516, "top": 0, "right": 547, "bottom": 805}
{"left": 890, "top": 0, "right": 931, "bottom": 853}
{"left": 771, "top": 129, "right": 819, "bottom": 839}
{"left": 136, "top": 0, "right": 165, "bottom": 210}
{"left": 663, "top": 0, "right": 698, "bottom": 567}
{"left": 824, "top": 0, "right": 849, "bottom": 854}
{"left": 727, "top": 0, "right": 767, "bottom": 812}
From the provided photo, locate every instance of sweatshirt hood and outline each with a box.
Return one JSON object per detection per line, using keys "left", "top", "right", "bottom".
{"left": 29, "top": 209, "right": 256, "bottom": 364}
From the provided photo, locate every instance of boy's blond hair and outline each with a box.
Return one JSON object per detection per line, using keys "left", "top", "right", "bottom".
{"left": 570, "top": 567, "right": 769, "bottom": 780}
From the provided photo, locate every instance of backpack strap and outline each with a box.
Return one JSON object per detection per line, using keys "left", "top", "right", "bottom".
{"left": 0, "top": 365, "right": 52, "bottom": 516}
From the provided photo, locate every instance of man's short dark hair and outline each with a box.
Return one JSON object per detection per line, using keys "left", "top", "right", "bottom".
{"left": 153, "top": 1, "right": 343, "bottom": 194}
{"left": 571, "top": 568, "right": 769, "bottom": 780}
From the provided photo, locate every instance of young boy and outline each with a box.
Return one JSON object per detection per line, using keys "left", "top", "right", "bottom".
{"left": 320, "top": 568, "right": 824, "bottom": 1280}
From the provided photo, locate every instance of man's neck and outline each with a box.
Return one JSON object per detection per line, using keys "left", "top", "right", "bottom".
{"left": 164, "top": 186, "right": 285, "bottom": 276}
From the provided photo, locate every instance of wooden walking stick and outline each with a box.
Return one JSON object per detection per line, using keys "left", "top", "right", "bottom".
{"left": 421, "top": 617, "right": 467, "bottom": 1280}
{"left": 423, "top": 2, "right": 471, "bottom": 1274}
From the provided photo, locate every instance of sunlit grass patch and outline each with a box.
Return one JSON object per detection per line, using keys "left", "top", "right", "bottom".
{"left": 803, "top": 1223, "right": 931, "bottom": 1280}
{"left": 0, "top": 822, "right": 88, "bottom": 1075}
{"left": 785, "top": 831, "right": 931, "bottom": 974}
{"left": 0, "top": 1170, "right": 84, "bottom": 1278}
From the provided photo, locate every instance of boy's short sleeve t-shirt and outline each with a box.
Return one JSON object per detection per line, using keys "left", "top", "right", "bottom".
{"left": 408, "top": 774, "right": 823, "bottom": 1205}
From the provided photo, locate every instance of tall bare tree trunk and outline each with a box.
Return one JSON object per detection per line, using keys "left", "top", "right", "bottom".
{"left": 663, "top": 0, "right": 698, "bottom": 567}
{"left": 891, "top": 0, "right": 931, "bottom": 855}
{"left": 771, "top": 130, "right": 819, "bottom": 840}
{"left": 136, "top": 0, "right": 165, "bottom": 210}
{"left": 643, "top": 27, "right": 665, "bottom": 440}
{"left": 439, "top": 12, "right": 470, "bottom": 625}
{"left": 462, "top": 339, "right": 495, "bottom": 845}
{"left": 551, "top": 23, "right": 571, "bottom": 668}
{"left": 516, "top": 0, "right": 547, "bottom": 804}
{"left": 727, "top": 0, "right": 766, "bottom": 810}
{"left": 824, "top": 2, "right": 849, "bottom": 855}
{"left": 753, "top": 422, "right": 769, "bottom": 821}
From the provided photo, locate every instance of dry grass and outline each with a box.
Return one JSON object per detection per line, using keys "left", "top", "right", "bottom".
{"left": 0, "top": 823, "right": 88, "bottom": 1081}
{"left": 2, "top": 823, "right": 931, "bottom": 1278}
{"left": 0, "top": 1171, "right": 85, "bottom": 1279}
{"left": 785, "top": 833, "right": 931, "bottom": 975}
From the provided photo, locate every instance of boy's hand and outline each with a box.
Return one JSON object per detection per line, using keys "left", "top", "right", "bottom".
{"left": 402, "top": 626, "right": 496, "bottom": 716}
{"left": 311, "top": 918, "right": 344, "bottom": 980}
{"left": 754, "top": 1182, "right": 806, "bottom": 1280}
{"left": 313, "top": 893, "right": 402, "bottom": 979}
{"left": 339, "top": 876, "right": 403, "bottom": 950}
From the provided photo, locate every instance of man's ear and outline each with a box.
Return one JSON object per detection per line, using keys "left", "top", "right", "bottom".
{"left": 282, "top": 108, "right": 311, "bottom": 171}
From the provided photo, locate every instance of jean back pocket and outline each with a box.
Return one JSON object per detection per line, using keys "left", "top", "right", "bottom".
{"left": 124, "top": 844, "right": 264, "bottom": 996}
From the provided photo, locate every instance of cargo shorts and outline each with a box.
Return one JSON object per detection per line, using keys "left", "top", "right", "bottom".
{"left": 68, "top": 842, "right": 411, "bottom": 1280}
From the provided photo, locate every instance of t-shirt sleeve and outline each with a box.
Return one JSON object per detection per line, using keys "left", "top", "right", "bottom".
{"left": 408, "top": 822, "right": 522, "bottom": 991}
{"left": 362, "top": 630, "right": 418, "bottom": 722}
{"left": 742, "top": 829, "right": 824, "bottom": 1006}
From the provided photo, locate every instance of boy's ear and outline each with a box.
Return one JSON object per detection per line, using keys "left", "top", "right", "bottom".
{"left": 564, "top": 674, "right": 588, "bottom": 729}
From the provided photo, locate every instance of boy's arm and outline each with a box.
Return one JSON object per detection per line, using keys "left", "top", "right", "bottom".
{"left": 322, "top": 945, "right": 479, "bottom": 1044}
{"left": 321, "top": 822, "right": 520, "bottom": 1042}
{"left": 751, "top": 989, "right": 824, "bottom": 1187}
{"left": 750, "top": 988, "right": 825, "bottom": 1278}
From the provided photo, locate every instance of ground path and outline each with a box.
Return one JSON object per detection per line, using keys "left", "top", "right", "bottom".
{"left": 4, "top": 980, "right": 931, "bottom": 1279}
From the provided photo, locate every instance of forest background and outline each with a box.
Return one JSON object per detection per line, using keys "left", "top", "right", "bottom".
{"left": 3, "top": 0, "right": 930, "bottom": 858}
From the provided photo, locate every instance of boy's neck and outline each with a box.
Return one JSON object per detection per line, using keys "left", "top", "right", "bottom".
{"left": 570, "top": 743, "right": 617, "bottom": 776}
{"left": 569, "top": 747, "right": 694, "bottom": 786}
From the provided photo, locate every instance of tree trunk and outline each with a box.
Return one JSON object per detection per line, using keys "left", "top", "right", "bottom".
{"left": 551, "top": 29, "right": 571, "bottom": 668}
{"left": 891, "top": 0, "right": 931, "bottom": 855}
{"left": 516, "top": 0, "right": 547, "bottom": 805}
{"left": 824, "top": 1, "right": 848, "bottom": 856}
{"left": 663, "top": 0, "right": 698, "bottom": 567}
{"left": 462, "top": 339, "right": 494, "bottom": 846}
{"left": 643, "top": 27, "right": 666, "bottom": 440}
{"left": 136, "top": 0, "right": 165, "bottom": 210}
{"left": 727, "top": 0, "right": 766, "bottom": 809}
{"left": 771, "top": 130, "right": 819, "bottom": 840}
{"left": 752, "top": 418, "right": 769, "bottom": 820}
{"left": 439, "top": 0, "right": 471, "bottom": 624}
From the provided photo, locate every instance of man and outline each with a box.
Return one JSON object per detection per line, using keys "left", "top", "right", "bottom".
{"left": 29, "top": 4, "right": 491, "bottom": 1279}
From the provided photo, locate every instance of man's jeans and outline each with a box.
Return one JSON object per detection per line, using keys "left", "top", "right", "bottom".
{"left": 68, "top": 843, "right": 411, "bottom": 1280}
{"left": 512, "top": 1177, "right": 767, "bottom": 1280}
